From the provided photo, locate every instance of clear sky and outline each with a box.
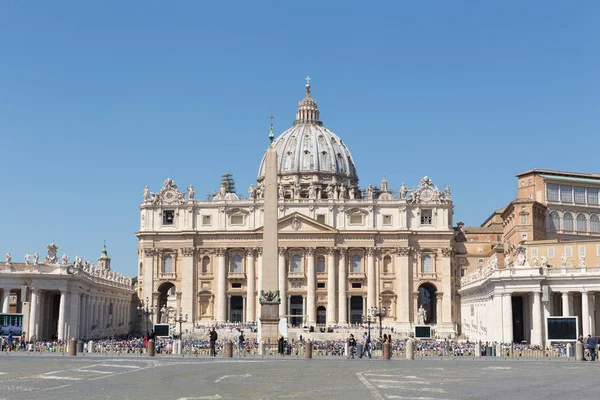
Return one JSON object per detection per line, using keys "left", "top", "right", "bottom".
{"left": 1, "top": 1, "right": 598, "bottom": 277}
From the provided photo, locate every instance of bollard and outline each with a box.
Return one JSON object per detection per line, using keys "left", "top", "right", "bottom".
{"left": 305, "top": 340, "right": 312, "bottom": 359}
{"left": 406, "top": 339, "right": 414, "bottom": 360}
{"left": 225, "top": 341, "right": 233, "bottom": 358}
{"left": 345, "top": 342, "right": 349, "bottom": 358}
{"left": 575, "top": 341, "right": 584, "bottom": 361}
{"left": 475, "top": 341, "right": 481, "bottom": 357}
{"left": 383, "top": 342, "right": 391, "bottom": 360}
{"left": 68, "top": 338, "right": 77, "bottom": 356}
{"left": 147, "top": 339, "right": 155, "bottom": 357}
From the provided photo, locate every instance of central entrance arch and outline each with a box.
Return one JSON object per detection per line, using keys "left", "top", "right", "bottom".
{"left": 418, "top": 282, "right": 437, "bottom": 324}
{"left": 157, "top": 282, "right": 176, "bottom": 323}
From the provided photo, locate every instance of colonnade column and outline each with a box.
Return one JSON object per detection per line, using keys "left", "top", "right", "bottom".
{"left": 441, "top": 248, "right": 453, "bottom": 324}
{"left": 216, "top": 248, "right": 227, "bottom": 323}
{"left": 306, "top": 248, "right": 316, "bottom": 326}
{"left": 57, "top": 290, "right": 67, "bottom": 341}
{"left": 396, "top": 248, "right": 410, "bottom": 323}
{"left": 181, "top": 247, "right": 195, "bottom": 328}
{"left": 502, "top": 293, "right": 513, "bottom": 343}
{"left": 531, "top": 291, "right": 543, "bottom": 345}
{"left": 278, "top": 247, "right": 287, "bottom": 318}
{"left": 326, "top": 248, "right": 337, "bottom": 325}
{"left": 80, "top": 295, "right": 86, "bottom": 338}
{"left": 562, "top": 292, "right": 570, "bottom": 316}
{"left": 1, "top": 288, "right": 10, "bottom": 313}
{"left": 28, "top": 289, "right": 39, "bottom": 340}
{"left": 338, "top": 249, "right": 347, "bottom": 325}
{"left": 582, "top": 291, "right": 591, "bottom": 336}
{"left": 366, "top": 248, "right": 376, "bottom": 311}
{"left": 68, "top": 290, "right": 80, "bottom": 339}
{"left": 256, "top": 249, "right": 263, "bottom": 320}
{"left": 246, "top": 248, "right": 256, "bottom": 322}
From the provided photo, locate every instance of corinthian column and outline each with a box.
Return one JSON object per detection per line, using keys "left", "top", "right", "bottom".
{"left": 367, "top": 248, "right": 376, "bottom": 311}
{"left": 246, "top": 248, "right": 256, "bottom": 322}
{"left": 216, "top": 248, "right": 227, "bottom": 322}
{"left": 57, "top": 290, "right": 68, "bottom": 340}
{"left": 338, "top": 249, "right": 347, "bottom": 325}
{"left": 279, "top": 247, "right": 287, "bottom": 318}
{"left": 327, "top": 248, "right": 337, "bottom": 325}
{"left": 256, "top": 249, "right": 263, "bottom": 320}
{"left": 306, "top": 248, "right": 316, "bottom": 326}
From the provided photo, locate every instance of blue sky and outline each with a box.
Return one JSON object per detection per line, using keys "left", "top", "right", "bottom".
{"left": 1, "top": 1, "right": 598, "bottom": 277}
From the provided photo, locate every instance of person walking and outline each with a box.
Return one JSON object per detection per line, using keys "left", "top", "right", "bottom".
{"left": 209, "top": 327, "right": 218, "bottom": 357}
{"left": 587, "top": 335, "right": 596, "bottom": 361}
{"left": 363, "top": 332, "right": 372, "bottom": 359}
{"left": 236, "top": 329, "right": 245, "bottom": 358}
{"left": 277, "top": 334, "right": 285, "bottom": 357}
{"left": 347, "top": 334, "right": 357, "bottom": 359}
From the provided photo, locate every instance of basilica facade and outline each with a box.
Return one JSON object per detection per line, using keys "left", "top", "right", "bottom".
{"left": 137, "top": 82, "right": 457, "bottom": 336}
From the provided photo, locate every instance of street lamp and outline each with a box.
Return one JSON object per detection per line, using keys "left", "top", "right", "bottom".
{"left": 364, "top": 311, "right": 375, "bottom": 340}
{"left": 369, "top": 299, "right": 389, "bottom": 339}
{"left": 174, "top": 309, "right": 188, "bottom": 339}
{"left": 137, "top": 297, "right": 155, "bottom": 334}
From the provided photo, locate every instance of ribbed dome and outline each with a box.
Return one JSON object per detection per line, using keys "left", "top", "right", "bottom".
{"left": 257, "top": 82, "right": 358, "bottom": 186}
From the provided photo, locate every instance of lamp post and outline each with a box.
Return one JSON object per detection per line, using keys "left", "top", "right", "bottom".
{"left": 137, "top": 297, "right": 155, "bottom": 334}
{"left": 369, "top": 299, "right": 389, "bottom": 339}
{"left": 364, "top": 311, "right": 375, "bottom": 340}
{"left": 174, "top": 309, "right": 188, "bottom": 339}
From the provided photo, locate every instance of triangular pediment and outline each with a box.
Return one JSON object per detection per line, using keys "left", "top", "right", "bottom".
{"left": 255, "top": 212, "right": 337, "bottom": 233}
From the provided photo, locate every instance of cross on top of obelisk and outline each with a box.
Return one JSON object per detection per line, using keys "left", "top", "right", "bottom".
{"left": 305, "top": 76, "right": 311, "bottom": 85}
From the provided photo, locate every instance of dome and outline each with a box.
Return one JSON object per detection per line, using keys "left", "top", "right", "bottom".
{"left": 257, "top": 82, "right": 359, "bottom": 187}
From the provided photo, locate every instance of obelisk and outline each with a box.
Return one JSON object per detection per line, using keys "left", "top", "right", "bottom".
{"left": 259, "top": 115, "right": 281, "bottom": 347}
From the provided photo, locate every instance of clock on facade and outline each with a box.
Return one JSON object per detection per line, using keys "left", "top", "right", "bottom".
{"left": 420, "top": 189, "right": 434, "bottom": 202}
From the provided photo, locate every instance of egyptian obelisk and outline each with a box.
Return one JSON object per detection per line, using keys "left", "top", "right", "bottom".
{"left": 259, "top": 115, "right": 281, "bottom": 347}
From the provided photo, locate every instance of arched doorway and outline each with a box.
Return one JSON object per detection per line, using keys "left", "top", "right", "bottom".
{"left": 316, "top": 306, "right": 326, "bottom": 325}
{"left": 418, "top": 282, "right": 437, "bottom": 324}
{"left": 157, "top": 282, "right": 176, "bottom": 324}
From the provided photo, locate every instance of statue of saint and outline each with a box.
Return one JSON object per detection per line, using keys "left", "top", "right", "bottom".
{"left": 400, "top": 183, "right": 408, "bottom": 200}
{"left": 561, "top": 253, "right": 567, "bottom": 267}
{"left": 339, "top": 182, "right": 346, "bottom": 199}
{"left": 278, "top": 184, "right": 285, "bottom": 200}
{"left": 5, "top": 252, "right": 11, "bottom": 265}
{"left": 61, "top": 253, "right": 69, "bottom": 265}
{"left": 143, "top": 186, "right": 150, "bottom": 201}
{"left": 367, "top": 184, "right": 374, "bottom": 200}
{"left": 25, "top": 253, "right": 31, "bottom": 265}
{"left": 248, "top": 184, "right": 256, "bottom": 199}
{"left": 417, "top": 305, "right": 427, "bottom": 325}
{"left": 187, "top": 185, "right": 195, "bottom": 200}
{"left": 444, "top": 185, "right": 451, "bottom": 200}
{"left": 160, "top": 305, "right": 168, "bottom": 324}
{"left": 308, "top": 184, "right": 316, "bottom": 199}
{"left": 33, "top": 252, "right": 39, "bottom": 265}
{"left": 579, "top": 255, "right": 586, "bottom": 268}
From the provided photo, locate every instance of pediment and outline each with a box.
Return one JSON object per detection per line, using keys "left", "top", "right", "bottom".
{"left": 255, "top": 212, "right": 337, "bottom": 233}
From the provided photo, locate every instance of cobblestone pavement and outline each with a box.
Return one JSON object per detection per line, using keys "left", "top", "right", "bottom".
{"left": 0, "top": 354, "right": 598, "bottom": 400}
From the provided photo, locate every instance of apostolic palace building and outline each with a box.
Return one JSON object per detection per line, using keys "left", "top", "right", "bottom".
{"left": 137, "top": 81, "right": 457, "bottom": 337}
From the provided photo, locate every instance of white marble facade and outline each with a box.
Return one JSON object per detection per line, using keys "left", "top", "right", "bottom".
{"left": 137, "top": 82, "right": 458, "bottom": 336}
{"left": 1, "top": 243, "right": 134, "bottom": 341}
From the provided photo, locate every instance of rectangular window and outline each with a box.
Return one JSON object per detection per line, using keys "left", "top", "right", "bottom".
{"left": 478, "top": 258, "right": 484, "bottom": 263}
{"left": 597, "top": 245, "right": 600, "bottom": 256}
{"left": 521, "top": 216, "right": 527, "bottom": 224}
{"left": 531, "top": 248, "right": 538, "bottom": 258}
{"left": 574, "top": 186, "right": 586, "bottom": 204}
{"left": 230, "top": 215, "right": 244, "bottom": 225}
{"left": 420, "top": 210, "right": 433, "bottom": 225}
{"left": 317, "top": 282, "right": 326, "bottom": 289}
{"left": 163, "top": 210, "right": 175, "bottom": 225}
{"left": 316, "top": 214, "right": 326, "bottom": 224}
{"left": 587, "top": 188, "right": 599, "bottom": 205}
{"left": 202, "top": 215, "right": 212, "bottom": 226}
{"left": 560, "top": 185, "right": 573, "bottom": 202}
{"left": 548, "top": 247, "right": 555, "bottom": 259}
{"left": 477, "top": 247, "right": 483, "bottom": 253}
{"left": 521, "top": 234, "right": 528, "bottom": 240}
{"left": 349, "top": 214, "right": 363, "bottom": 225}
{"left": 383, "top": 215, "right": 392, "bottom": 225}
{"left": 547, "top": 184, "right": 559, "bottom": 202}
{"left": 351, "top": 282, "right": 362, "bottom": 289}
{"left": 231, "top": 282, "right": 242, "bottom": 289}
{"left": 565, "top": 246, "right": 572, "bottom": 257}
{"left": 460, "top": 269, "right": 465, "bottom": 277}
{"left": 459, "top": 258, "right": 466, "bottom": 265}
{"left": 579, "top": 246, "right": 586, "bottom": 257}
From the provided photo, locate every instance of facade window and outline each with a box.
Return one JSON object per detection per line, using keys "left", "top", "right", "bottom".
{"left": 163, "top": 210, "right": 175, "bottom": 225}
{"left": 547, "top": 184, "right": 559, "bottom": 202}
{"left": 460, "top": 269, "right": 466, "bottom": 277}
{"left": 421, "top": 255, "right": 433, "bottom": 274}
{"left": 477, "top": 247, "right": 483, "bottom": 253}
{"left": 202, "top": 215, "right": 212, "bottom": 225}
{"left": 349, "top": 214, "right": 363, "bottom": 225}
{"left": 230, "top": 215, "right": 244, "bottom": 225}
{"left": 231, "top": 282, "right": 242, "bottom": 289}
{"left": 459, "top": 257, "right": 466, "bottom": 265}
{"left": 597, "top": 245, "right": 600, "bottom": 257}
{"left": 521, "top": 216, "right": 527, "bottom": 224}
{"left": 560, "top": 185, "right": 573, "bottom": 202}
{"left": 420, "top": 210, "right": 433, "bottom": 225}
{"left": 383, "top": 215, "right": 392, "bottom": 225}
{"left": 531, "top": 248, "right": 538, "bottom": 258}
{"left": 383, "top": 255, "right": 392, "bottom": 274}
{"left": 521, "top": 234, "right": 528, "bottom": 240}
{"left": 587, "top": 188, "right": 599, "bottom": 205}
{"left": 317, "top": 282, "right": 326, "bottom": 289}
{"left": 590, "top": 214, "right": 600, "bottom": 233}
{"left": 316, "top": 214, "right": 326, "bottom": 224}
{"left": 548, "top": 247, "right": 555, "bottom": 259}
{"left": 478, "top": 258, "right": 484, "bottom": 263}
{"left": 574, "top": 187, "right": 586, "bottom": 204}
{"left": 231, "top": 255, "right": 243, "bottom": 273}
{"left": 549, "top": 211, "right": 560, "bottom": 231}
{"left": 201, "top": 256, "right": 210, "bottom": 274}
{"left": 565, "top": 246, "right": 572, "bottom": 257}
{"left": 163, "top": 255, "right": 174, "bottom": 273}
{"left": 351, "top": 282, "right": 362, "bottom": 289}
{"left": 563, "top": 212, "right": 573, "bottom": 231}
{"left": 351, "top": 255, "right": 361, "bottom": 273}
{"left": 317, "top": 256, "right": 325, "bottom": 273}
{"left": 576, "top": 214, "right": 587, "bottom": 232}
{"left": 579, "top": 246, "right": 586, "bottom": 257}
{"left": 291, "top": 255, "right": 302, "bottom": 273}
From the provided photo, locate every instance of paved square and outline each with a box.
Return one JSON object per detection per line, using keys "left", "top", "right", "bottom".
{"left": 0, "top": 355, "right": 598, "bottom": 399}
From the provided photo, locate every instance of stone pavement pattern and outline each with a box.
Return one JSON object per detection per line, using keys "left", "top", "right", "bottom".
{"left": 0, "top": 355, "right": 598, "bottom": 400}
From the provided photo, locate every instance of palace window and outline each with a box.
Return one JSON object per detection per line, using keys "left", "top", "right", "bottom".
{"left": 383, "top": 215, "right": 392, "bottom": 225}
{"left": 163, "top": 255, "right": 174, "bottom": 273}
{"left": 291, "top": 255, "right": 302, "bottom": 273}
{"left": 202, "top": 215, "right": 212, "bottom": 226}
{"left": 163, "top": 210, "right": 175, "bottom": 225}
{"left": 576, "top": 214, "right": 587, "bottom": 232}
{"left": 547, "top": 184, "right": 559, "bottom": 202}
{"left": 588, "top": 188, "right": 599, "bottom": 205}
{"left": 565, "top": 246, "right": 572, "bottom": 257}
{"left": 316, "top": 214, "right": 326, "bottom": 224}
{"left": 531, "top": 248, "right": 538, "bottom": 258}
{"left": 549, "top": 211, "right": 560, "bottom": 231}
{"left": 231, "top": 255, "right": 243, "bottom": 274}
{"left": 420, "top": 210, "right": 432, "bottom": 225}
{"left": 574, "top": 187, "right": 586, "bottom": 204}
{"left": 349, "top": 214, "right": 363, "bottom": 225}
{"left": 579, "top": 246, "right": 586, "bottom": 257}
{"left": 563, "top": 212, "right": 574, "bottom": 231}
{"left": 230, "top": 215, "right": 244, "bottom": 225}
{"left": 590, "top": 214, "right": 600, "bottom": 233}
{"left": 421, "top": 255, "right": 433, "bottom": 274}
{"left": 351, "top": 255, "right": 361, "bottom": 273}
{"left": 317, "top": 256, "right": 325, "bottom": 273}
{"left": 560, "top": 185, "right": 573, "bottom": 202}
{"left": 548, "top": 247, "right": 555, "bottom": 259}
